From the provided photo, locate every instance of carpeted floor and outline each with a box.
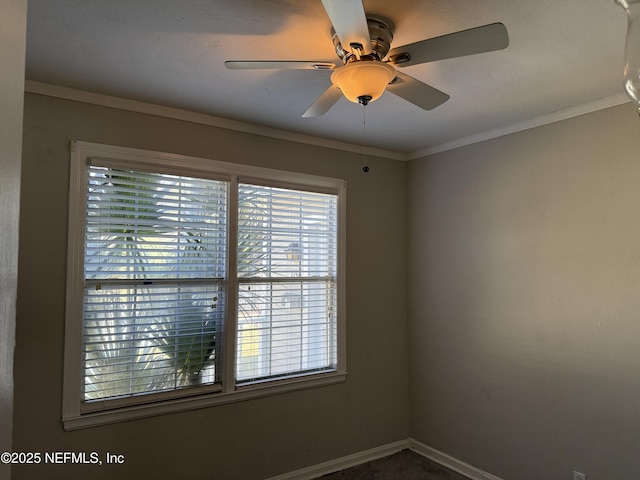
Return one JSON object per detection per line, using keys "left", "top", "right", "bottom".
{"left": 318, "top": 450, "right": 471, "bottom": 480}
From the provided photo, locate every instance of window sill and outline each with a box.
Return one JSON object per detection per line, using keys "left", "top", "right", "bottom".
{"left": 62, "top": 371, "right": 347, "bottom": 431}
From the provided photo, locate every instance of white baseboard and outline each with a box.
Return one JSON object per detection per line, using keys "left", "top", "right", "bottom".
{"left": 266, "top": 439, "right": 410, "bottom": 480}
{"left": 266, "top": 437, "right": 504, "bottom": 480}
{"left": 408, "top": 438, "right": 504, "bottom": 480}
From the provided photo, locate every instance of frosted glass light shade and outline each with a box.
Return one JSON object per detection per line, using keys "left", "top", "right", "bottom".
{"left": 617, "top": 0, "right": 640, "bottom": 113}
{"left": 330, "top": 61, "right": 396, "bottom": 104}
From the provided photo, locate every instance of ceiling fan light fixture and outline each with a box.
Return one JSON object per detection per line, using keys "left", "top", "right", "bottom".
{"left": 330, "top": 61, "right": 396, "bottom": 104}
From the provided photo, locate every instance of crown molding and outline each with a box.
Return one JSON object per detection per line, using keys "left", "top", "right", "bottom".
{"left": 408, "top": 93, "right": 631, "bottom": 159}
{"left": 24, "top": 80, "right": 405, "bottom": 161}
{"left": 25, "top": 80, "right": 630, "bottom": 162}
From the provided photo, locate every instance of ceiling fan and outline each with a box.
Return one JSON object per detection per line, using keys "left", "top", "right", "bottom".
{"left": 225, "top": 0, "right": 509, "bottom": 117}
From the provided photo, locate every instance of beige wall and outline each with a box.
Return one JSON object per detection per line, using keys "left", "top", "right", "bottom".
{"left": 0, "top": 1, "right": 27, "bottom": 479}
{"left": 407, "top": 104, "right": 640, "bottom": 480}
{"left": 14, "top": 93, "right": 409, "bottom": 479}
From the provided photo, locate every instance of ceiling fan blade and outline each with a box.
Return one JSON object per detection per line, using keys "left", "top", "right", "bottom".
{"left": 302, "top": 86, "right": 343, "bottom": 118}
{"left": 225, "top": 60, "right": 336, "bottom": 70}
{"left": 388, "top": 22, "right": 509, "bottom": 67}
{"left": 386, "top": 72, "right": 450, "bottom": 111}
{"left": 321, "top": 0, "right": 371, "bottom": 55}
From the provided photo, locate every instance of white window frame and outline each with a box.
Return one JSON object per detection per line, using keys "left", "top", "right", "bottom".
{"left": 62, "top": 141, "right": 346, "bottom": 430}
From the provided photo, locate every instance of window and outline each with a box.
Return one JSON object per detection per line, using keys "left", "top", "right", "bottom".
{"left": 236, "top": 184, "right": 338, "bottom": 384}
{"left": 63, "top": 141, "right": 346, "bottom": 429}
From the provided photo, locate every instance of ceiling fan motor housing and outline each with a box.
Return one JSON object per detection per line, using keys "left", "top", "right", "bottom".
{"left": 332, "top": 16, "right": 394, "bottom": 63}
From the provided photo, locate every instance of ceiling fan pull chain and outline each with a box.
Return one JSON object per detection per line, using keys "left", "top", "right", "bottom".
{"left": 362, "top": 104, "right": 369, "bottom": 173}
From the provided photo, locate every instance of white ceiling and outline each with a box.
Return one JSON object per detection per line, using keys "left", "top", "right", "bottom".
{"left": 25, "top": 0, "right": 631, "bottom": 158}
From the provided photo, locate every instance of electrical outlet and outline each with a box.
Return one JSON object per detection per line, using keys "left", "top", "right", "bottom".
{"left": 573, "top": 472, "right": 586, "bottom": 480}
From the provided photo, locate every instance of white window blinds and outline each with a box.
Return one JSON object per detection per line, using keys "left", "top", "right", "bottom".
{"left": 83, "top": 166, "right": 228, "bottom": 401}
{"left": 236, "top": 183, "right": 338, "bottom": 383}
{"left": 65, "top": 142, "right": 345, "bottom": 426}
